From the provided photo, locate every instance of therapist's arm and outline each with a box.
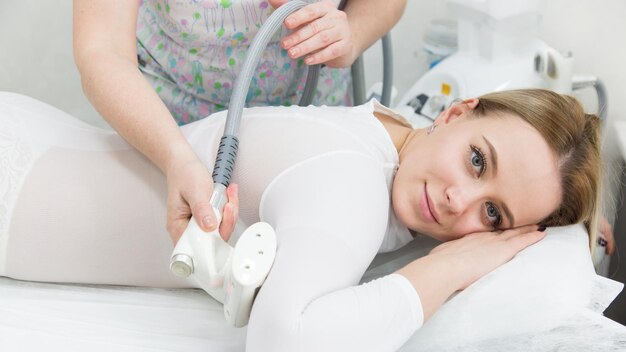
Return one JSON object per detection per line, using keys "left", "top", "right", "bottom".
{"left": 73, "top": 0, "right": 229, "bottom": 243}
{"left": 274, "top": 0, "right": 407, "bottom": 68}
{"left": 338, "top": 0, "right": 406, "bottom": 65}
{"left": 396, "top": 225, "right": 545, "bottom": 321}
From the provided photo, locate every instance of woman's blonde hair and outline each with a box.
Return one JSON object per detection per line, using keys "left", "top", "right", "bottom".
{"left": 471, "top": 89, "right": 602, "bottom": 248}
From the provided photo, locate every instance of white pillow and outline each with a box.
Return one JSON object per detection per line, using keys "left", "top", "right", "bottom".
{"left": 402, "top": 224, "right": 622, "bottom": 350}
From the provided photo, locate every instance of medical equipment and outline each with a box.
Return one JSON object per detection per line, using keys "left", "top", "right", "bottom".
{"left": 417, "top": 19, "right": 458, "bottom": 73}
{"left": 395, "top": 0, "right": 607, "bottom": 125}
{"left": 394, "top": 0, "right": 610, "bottom": 273}
{"left": 169, "top": 2, "right": 316, "bottom": 328}
{"left": 395, "top": 0, "right": 563, "bottom": 124}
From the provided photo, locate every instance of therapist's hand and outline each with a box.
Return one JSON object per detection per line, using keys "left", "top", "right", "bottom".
{"left": 270, "top": 0, "right": 357, "bottom": 68}
{"left": 166, "top": 158, "right": 239, "bottom": 244}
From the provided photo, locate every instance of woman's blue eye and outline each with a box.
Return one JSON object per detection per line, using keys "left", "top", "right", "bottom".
{"left": 485, "top": 202, "right": 502, "bottom": 228}
{"left": 470, "top": 146, "right": 485, "bottom": 177}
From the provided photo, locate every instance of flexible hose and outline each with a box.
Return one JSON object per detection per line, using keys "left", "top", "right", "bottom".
{"left": 351, "top": 56, "right": 367, "bottom": 105}
{"left": 380, "top": 33, "right": 393, "bottom": 106}
{"left": 572, "top": 75, "right": 608, "bottom": 122}
{"left": 594, "top": 79, "right": 608, "bottom": 122}
{"left": 299, "top": 64, "right": 320, "bottom": 106}
{"left": 224, "top": 0, "right": 311, "bottom": 137}
{"left": 340, "top": 0, "right": 366, "bottom": 106}
{"left": 351, "top": 33, "right": 394, "bottom": 106}
{"left": 212, "top": 0, "right": 395, "bottom": 204}
{"left": 212, "top": 0, "right": 311, "bottom": 193}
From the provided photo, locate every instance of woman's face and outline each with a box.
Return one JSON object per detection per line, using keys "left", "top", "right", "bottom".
{"left": 392, "top": 100, "right": 562, "bottom": 242}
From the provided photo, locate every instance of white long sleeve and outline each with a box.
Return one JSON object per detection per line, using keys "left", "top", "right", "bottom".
{"left": 0, "top": 92, "right": 423, "bottom": 350}
{"left": 247, "top": 151, "right": 423, "bottom": 351}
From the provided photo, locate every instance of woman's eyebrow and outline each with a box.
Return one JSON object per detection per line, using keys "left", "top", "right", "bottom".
{"left": 483, "top": 135, "right": 498, "bottom": 175}
{"left": 483, "top": 135, "right": 515, "bottom": 227}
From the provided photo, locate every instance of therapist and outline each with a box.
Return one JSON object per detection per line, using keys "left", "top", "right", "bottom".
{"left": 73, "top": 0, "right": 407, "bottom": 243}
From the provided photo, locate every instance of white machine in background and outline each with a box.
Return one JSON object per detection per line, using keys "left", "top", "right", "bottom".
{"left": 396, "top": 0, "right": 576, "bottom": 128}
{"left": 394, "top": 0, "right": 609, "bottom": 273}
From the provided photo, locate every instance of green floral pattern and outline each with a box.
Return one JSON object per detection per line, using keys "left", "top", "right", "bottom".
{"left": 136, "top": 0, "right": 352, "bottom": 125}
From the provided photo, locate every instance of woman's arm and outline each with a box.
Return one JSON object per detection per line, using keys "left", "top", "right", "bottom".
{"left": 73, "top": 0, "right": 231, "bottom": 242}
{"left": 396, "top": 226, "right": 546, "bottom": 321}
{"left": 245, "top": 148, "right": 544, "bottom": 349}
{"left": 272, "top": 0, "right": 407, "bottom": 67}
{"left": 248, "top": 152, "right": 421, "bottom": 351}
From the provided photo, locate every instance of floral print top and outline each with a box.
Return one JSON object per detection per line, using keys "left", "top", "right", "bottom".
{"left": 136, "top": 0, "right": 352, "bottom": 125}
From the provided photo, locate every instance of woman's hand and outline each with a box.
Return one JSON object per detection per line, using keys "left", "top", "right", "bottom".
{"left": 429, "top": 225, "right": 547, "bottom": 290}
{"left": 396, "top": 225, "right": 545, "bottom": 321}
{"left": 165, "top": 158, "right": 239, "bottom": 244}
{"left": 269, "top": 0, "right": 357, "bottom": 68}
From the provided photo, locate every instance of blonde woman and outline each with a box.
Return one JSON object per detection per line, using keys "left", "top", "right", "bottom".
{"left": 0, "top": 89, "right": 602, "bottom": 351}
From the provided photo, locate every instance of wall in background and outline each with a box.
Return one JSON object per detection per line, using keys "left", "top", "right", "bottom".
{"left": 3, "top": 1, "right": 623, "bottom": 128}
{"left": 0, "top": 0, "right": 104, "bottom": 127}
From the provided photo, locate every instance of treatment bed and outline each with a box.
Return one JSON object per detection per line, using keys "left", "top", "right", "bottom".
{"left": 1, "top": 225, "right": 625, "bottom": 351}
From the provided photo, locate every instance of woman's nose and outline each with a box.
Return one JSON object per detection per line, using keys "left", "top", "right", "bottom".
{"left": 445, "top": 185, "right": 479, "bottom": 215}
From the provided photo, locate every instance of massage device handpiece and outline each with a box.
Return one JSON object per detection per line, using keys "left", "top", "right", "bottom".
{"left": 223, "top": 222, "right": 277, "bottom": 327}
{"left": 169, "top": 1, "right": 312, "bottom": 327}
{"left": 169, "top": 184, "right": 278, "bottom": 327}
{"left": 169, "top": 203, "right": 232, "bottom": 301}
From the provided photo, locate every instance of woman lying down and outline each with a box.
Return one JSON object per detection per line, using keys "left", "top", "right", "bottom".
{"left": 0, "top": 89, "right": 601, "bottom": 351}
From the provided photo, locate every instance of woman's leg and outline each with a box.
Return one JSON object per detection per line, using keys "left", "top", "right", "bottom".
{"left": 0, "top": 93, "right": 190, "bottom": 288}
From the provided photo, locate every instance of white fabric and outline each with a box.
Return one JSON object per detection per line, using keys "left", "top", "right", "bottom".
{"left": 250, "top": 152, "right": 422, "bottom": 351}
{"left": 0, "top": 92, "right": 420, "bottom": 350}
{"left": 402, "top": 224, "right": 626, "bottom": 350}
{"left": 1, "top": 93, "right": 623, "bottom": 351}
{"left": 0, "top": 92, "right": 414, "bottom": 287}
{"left": 1, "top": 226, "right": 625, "bottom": 351}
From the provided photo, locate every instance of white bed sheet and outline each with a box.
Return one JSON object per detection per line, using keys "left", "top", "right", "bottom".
{"left": 1, "top": 235, "right": 625, "bottom": 352}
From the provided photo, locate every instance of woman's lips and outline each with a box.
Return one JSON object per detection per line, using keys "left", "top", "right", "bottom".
{"left": 420, "top": 183, "right": 440, "bottom": 224}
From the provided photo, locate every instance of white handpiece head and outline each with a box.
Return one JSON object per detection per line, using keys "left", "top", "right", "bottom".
{"left": 223, "top": 222, "right": 277, "bottom": 327}
{"left": 170, "top": 204, "right": 277, "bottom": 327}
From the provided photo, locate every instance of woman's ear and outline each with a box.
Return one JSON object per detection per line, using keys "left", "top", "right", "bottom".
{"left": 435, "top": 98, "right": 479, "bottom": 125}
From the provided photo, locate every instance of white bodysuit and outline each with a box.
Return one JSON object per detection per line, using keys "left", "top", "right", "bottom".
{"left": 0, "top": 92, "right": 423, "bottom": 351}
